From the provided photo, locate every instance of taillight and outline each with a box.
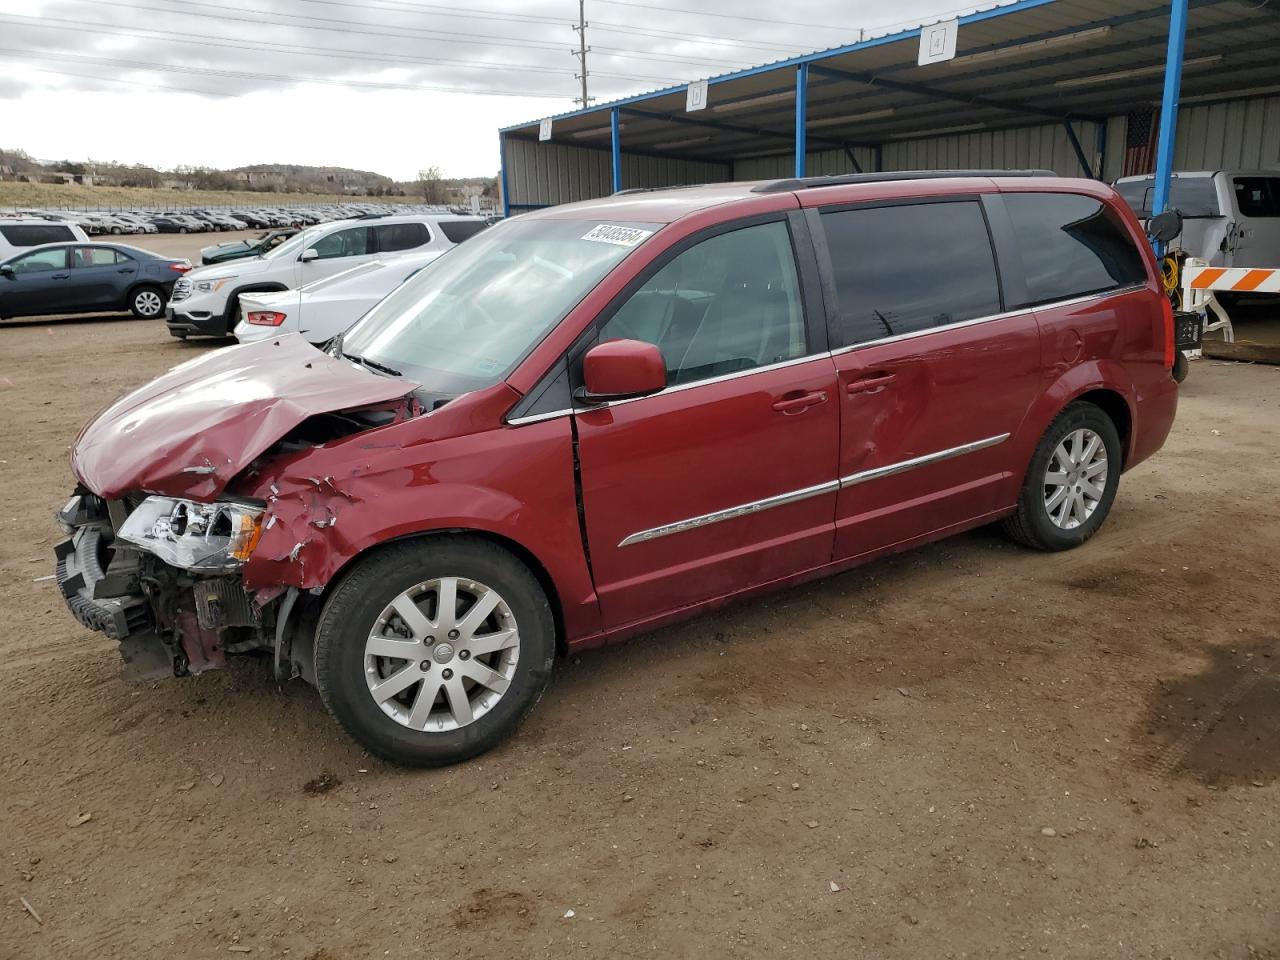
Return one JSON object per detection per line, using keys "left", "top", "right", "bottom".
{"left": 169, "top": 262, "right": 191, "bottom": 273}
{"left": 246, "top": 311, "right": 287, "bottom": 326}
{"left": 1160, "top": 296, "right": 1175, "bottom": 370}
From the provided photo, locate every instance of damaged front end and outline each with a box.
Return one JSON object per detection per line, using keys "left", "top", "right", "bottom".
{"left": 55, "top": 491, "right": 275, "bottom": 680}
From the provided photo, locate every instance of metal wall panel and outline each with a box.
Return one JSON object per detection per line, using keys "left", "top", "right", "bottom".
{"left": 502, "top": 137, "right": 730, "bottom": 208}
{"left": 1174, "top": 96, "right": 1280, "bottom": 170}
{"left": 881, "top": 122, "right": 1103, "bottom": 177}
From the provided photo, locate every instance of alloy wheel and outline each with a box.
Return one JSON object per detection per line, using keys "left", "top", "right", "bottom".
{"left": 134, "top": 290, "right": 163, "bottom": 317}
{"left": 1043, "top": 427, "right": 1108, "bottom": 530}
{"left": 363, "top": 577, "right": 520, "bottom": 732}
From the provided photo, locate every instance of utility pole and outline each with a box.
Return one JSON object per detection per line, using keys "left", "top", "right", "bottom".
{"left": 572, "top": 0, "right": 592, "bottom": 108}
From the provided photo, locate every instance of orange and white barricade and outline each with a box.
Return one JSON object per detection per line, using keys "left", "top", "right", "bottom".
{"left": 1180, "top": 257, "right": 1237, "bottom": 351}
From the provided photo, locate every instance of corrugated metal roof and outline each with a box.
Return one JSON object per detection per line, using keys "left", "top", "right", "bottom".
{"left": 503, "top": 0, "right": 1280, "bottom": 164}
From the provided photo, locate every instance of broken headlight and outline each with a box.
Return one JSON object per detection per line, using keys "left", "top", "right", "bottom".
{"left": 116, "top": 497, "right": 265, "bottom": 572}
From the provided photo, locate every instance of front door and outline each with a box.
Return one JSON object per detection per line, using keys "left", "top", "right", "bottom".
{"left": 0, "top": 246, "right": 73, "bottom": 316}
{"left": 813, "top": 198, "right": 1042, "bottom": 559}
{"left": 1228, "top": 175, "right": 1280, "bottom": 268}
{"left": 574, "top": 217, "right": 840, "bottom": 629}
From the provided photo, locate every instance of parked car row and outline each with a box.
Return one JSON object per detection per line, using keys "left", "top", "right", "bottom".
{"left": 1, "top": 202, "right": 458, "bottom": 238}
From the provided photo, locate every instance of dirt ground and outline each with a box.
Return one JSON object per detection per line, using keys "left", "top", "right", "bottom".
{"left": 2, "top": 237, "right": 1279, "bottom": 959}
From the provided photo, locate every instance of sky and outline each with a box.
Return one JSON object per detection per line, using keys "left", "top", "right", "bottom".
{"left": 1, "top": 0, "right": 982, "bottom": 180}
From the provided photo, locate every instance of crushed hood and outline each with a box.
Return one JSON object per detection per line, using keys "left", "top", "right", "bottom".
{"left": 72, "top": 335, "right": 420, "bottom": 501}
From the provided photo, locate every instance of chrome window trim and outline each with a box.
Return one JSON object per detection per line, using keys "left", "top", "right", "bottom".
{"left": 839, "top": 433, "right": 1010, "bottom": 487}
{"left": 828, "top": 283, "right": 1147, "bottom": 357}
{"left": 617, "top": 479, "right": 839, "bottom": 547}
{"left": 506, "top": 408, "right": 574, "bottom": 427}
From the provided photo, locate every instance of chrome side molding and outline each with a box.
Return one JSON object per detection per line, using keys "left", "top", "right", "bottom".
{"left": 617, "top": 479, "right": 838, "bottom": 547}
{"left": 618, "top": 433, "right": 1011, "bottom": 547}
{"left": 839, "top": 433, "right": 1010, "bottom": 487}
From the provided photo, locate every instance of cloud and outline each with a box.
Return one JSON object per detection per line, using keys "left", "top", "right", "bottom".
{"left": 2, "top": 0, "right": 969, "bottom": 175}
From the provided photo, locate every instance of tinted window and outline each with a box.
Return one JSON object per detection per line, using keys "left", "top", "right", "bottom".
{"left": 9, "top": 248, "right": 67, "bottom": 273}
{"left": 438, "top": 220, "right": 488, "bottom": 243}
{"left": 1113, "top": 176, "right": 1220, "bottom": 218}
{"left": 312, "top": 226, "right": 370, "bottom": 259}
{"left": 1004, "top": 193, "right": 1147, "bottom": 306}
{"left": 820, "top": 201, "right": 1000, "bottom": 348}
{"left": 599, "top": 220, "right": 807, "bottom": 386}
{"left": 375, "top": 222, "right": 430, "bottom": 253}
{"left": 1233, "top": 177, "right": 1280, "bottom": 218}
{"left": 72, "top": 247, "right": 121, "bottom": 268}
{"left": 0, "top": 224, "right": 76, "bottom": 246}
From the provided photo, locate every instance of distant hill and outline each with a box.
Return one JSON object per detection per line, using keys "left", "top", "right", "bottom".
{"left": 229, "top": 163, "right": 396, "bottom": 194}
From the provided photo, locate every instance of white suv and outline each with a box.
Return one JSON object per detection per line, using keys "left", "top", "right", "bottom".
{"left": 0, "top": 218, "right": 90, "bottom": 257}
{"left": 166, "top": 213, "right": 485, "bottom": 339}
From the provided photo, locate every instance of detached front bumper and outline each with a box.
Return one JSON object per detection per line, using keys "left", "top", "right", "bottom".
{"left": 54, "top": 491, "right": 270, "bottom": 680}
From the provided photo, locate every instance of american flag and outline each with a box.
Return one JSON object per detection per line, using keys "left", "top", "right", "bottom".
{"left": 1123, "top": 108, "right": 1160, "bottom": 177}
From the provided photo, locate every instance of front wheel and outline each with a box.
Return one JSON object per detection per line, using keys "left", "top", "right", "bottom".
{"left": 314, "top": 537, "right": 556, "bottom": 767}
{"left": 129, "top": 285, "right": 166, "bottom": 319}
{"left": 1002, "top": 401, "right": 1122, "bottom": 551}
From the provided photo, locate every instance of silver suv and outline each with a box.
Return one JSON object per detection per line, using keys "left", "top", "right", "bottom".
{"left": 166, "top": 213, "right": 485, "bottom": 339}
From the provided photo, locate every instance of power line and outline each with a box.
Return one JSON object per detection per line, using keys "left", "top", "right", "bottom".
{"left": 12, "top": 62, "right": 234, "bottom": 98}
{"left": 592, "top": 21, "right": 810, "bottom": 52}
{"left": 64, "top": 0, "right": 743, "bottom": 69}
{"left": 0, "top": 13, "right": 679, "bottom": 84}
{"left": 0, "top": 48, "right": 572, "bottom": 98}
{"left": 593, "top": 0, "right": 862, "bottom": 33}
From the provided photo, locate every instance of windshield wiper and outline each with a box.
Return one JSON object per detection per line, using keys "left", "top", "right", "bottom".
{"left": 345, "top": 353, "right": 402, "bottom": 377}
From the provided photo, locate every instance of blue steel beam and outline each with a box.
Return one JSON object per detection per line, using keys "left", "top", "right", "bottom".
{"left": 611, "top": 107, "right": 622, "bottom": 193}
{"left": 795, "top": 63, "right": 808, "bottom": 179}
{"left": 499, "top": 132, "right": 510, "bottom": 219}
{"left": 1062, "top": 120, "right": 1096, "bottom": 178}
{"left": 1152, "top": 0, "right": 1189, "bottom": 218}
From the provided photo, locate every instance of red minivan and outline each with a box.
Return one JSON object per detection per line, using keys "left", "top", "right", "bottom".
{"left": 56, "top": 172, "right": 1179, "bottom": 766}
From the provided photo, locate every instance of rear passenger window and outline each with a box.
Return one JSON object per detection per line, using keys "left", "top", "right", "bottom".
{"left": 0, "top": 224, "right": 75, "bottom": 246}
{"left": 1004, "top": 193, "right": 1147, "bottom": 306}
{"left": 376, "top": 222, "right": 430, "bottom": 253}
{"left": 599, "top": 220, "right": 808, "bottom": 386}
{"left": 820, "top": 201, "right": 1001, "bottom": 348}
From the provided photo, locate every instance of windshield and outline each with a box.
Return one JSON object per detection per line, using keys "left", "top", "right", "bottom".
{"left": 262, "top": 223, "right": 331, "bottom": 261}
{"left": 339, "top": 217, "right": 660, "bottom": 394}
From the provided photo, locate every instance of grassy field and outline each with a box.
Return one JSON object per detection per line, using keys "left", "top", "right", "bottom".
{"left": 0, "top": 181, "right": 416, "bottom": 211}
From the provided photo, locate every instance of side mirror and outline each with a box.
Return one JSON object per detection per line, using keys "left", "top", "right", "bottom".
{"left": 578, "top": 339, "right": 667, "bottom": 403}
{"left": 0, "top": 264, "right": 13, "bottom": 278}
{"left": 299, "top": 247, "right": 320, "bottom": 263}
{"left": 1148, "top": 209, "right": 1183, "bottom": 244}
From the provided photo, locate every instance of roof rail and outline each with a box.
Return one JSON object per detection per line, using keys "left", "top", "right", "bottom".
{"left": 613, "top": 183, "right": 715, "bottom": 196}
{"left": 355, "top": 212, "right": 392, "bottom": 219}
{"left": 751, "top": 169, "right": 1057, "bottom": 194}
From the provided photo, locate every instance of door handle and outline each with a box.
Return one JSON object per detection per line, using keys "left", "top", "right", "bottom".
{"left": 846, "top": 373, "right": 897, "bottom": 395}
{"left": 771, "top": 390, "right": 828, "bottom": 414}
{"left": 51, "top": 273, "right": 70, "bottom": 280}
{"left": 117, "top": 267, "right": 136, "bottom": 274}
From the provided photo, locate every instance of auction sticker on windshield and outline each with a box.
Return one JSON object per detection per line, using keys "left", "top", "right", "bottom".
{"left": 582, "top": 224, "right": 654, "bottom": 247}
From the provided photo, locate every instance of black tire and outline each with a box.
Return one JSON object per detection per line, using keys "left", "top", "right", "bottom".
{"left": 1001, "top": 401, "right": 1122, "bottom": 552}
{"left": 128, "top": 285, "right": 166, "bottom": 319}
{"left": 314, "top": 536, "right": 556, "bottom": 767}
{"left": 1172, "top": 351, "right": 1189, "bottom": 384}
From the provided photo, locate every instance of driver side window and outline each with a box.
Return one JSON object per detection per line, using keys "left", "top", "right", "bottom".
{"left": 11, "top": 248, "right": 68, "bottom": 274}
{"left": 312, "top": 226, "right": 370, "bottom": 260}
{"left": 598, "top": 220, "right": 807, "bottom": 387}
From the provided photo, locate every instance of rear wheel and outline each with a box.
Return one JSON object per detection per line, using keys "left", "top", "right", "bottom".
{"left": 129, "top": 285, "right": 166, "bottom": 319}
{"left": 1002, "top": 401, "right": 1122, "bottom": 551}
{"left": 314, "top": 537, "right": 555, "bottom": 767}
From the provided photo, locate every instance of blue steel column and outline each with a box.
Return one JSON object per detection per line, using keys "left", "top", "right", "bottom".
{"left": 498, "top": 132, "right": 510, "bottom": 218}
{"left": 1151, "top": 0, "right": 1188, "bottom": 217}
{"left": 611, "top": 107, "right": 623, "bottom": 193}
{"left": 795, "top": 63, "right": 808, "bottom": 178}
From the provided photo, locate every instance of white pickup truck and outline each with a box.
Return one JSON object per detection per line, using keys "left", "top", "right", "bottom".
{"left": 1114, "top": 170, "right": 1280, "bottom": 278}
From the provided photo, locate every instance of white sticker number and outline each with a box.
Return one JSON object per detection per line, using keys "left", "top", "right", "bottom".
{"left": 581, "top": 224, "right": 653, "bottom": 247}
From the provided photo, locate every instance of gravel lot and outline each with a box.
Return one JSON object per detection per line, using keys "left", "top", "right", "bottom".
{"left": 2, "top": 233, "right": 1278, "bottom": 959}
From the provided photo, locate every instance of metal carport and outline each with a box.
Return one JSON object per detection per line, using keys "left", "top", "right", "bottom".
{"left": 499, "top": 0, "right": 1280, "bottom": 221}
